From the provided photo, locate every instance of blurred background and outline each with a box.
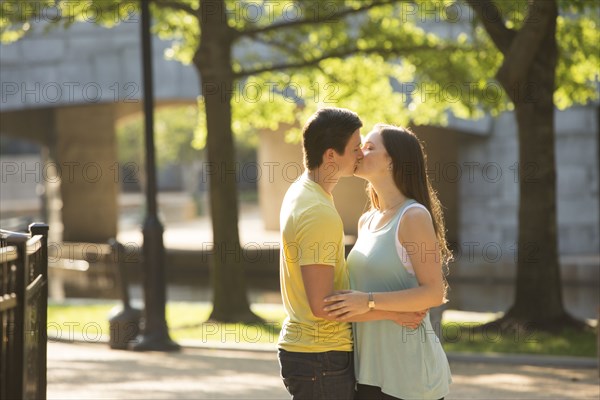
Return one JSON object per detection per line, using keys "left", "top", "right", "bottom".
{"left": 0, "top": 0, "right": 598, "bottom": 334}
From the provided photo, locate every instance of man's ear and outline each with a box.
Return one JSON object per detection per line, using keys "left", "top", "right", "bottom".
{"left": 325, "top": 148, "right": 336, "bottom": 161}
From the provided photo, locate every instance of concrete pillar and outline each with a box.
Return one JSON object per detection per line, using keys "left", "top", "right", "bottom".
{"left": 257, "top": 129, "right": 303, "bottom": 231}
{"left": 332, "top": 177, "right": 369, "bottom": 237}
{"left": 54, "top": 104, "right": 118, "bottom": 242}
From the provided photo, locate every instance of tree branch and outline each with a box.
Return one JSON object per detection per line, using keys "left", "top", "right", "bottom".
{"left": 464, "top": 0, "right": 516, "bottom": 54}
{"left": 496, "top": 0, "right": 557, "bottom": 89}
{"left": 234, "top": 44, "right": 458, "bottom": 78}
{"left": 153, "top": 0, "right": 198, "bottom": 16}
{"left": 251, "top": 35, "right": 299, "bottom": 57}
{"left": 238, "top": 0, "right": 398, "bottom": 38}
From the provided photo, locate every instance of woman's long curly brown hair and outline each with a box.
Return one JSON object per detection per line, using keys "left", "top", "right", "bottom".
{"left": 367, "top": 124, "right": 453, "bottom": 297}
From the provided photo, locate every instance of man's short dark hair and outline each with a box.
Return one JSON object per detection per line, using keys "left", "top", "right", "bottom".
{"left": 302, "top": 108, "right": 362, "bottom": 170}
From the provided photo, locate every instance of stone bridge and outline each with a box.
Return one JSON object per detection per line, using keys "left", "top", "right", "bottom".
{"left": 1, "top": 19, "right": 200, "bottom": 242}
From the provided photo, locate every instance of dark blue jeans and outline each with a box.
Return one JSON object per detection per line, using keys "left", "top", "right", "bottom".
{"left": 278, "top": 349, "right": 355, "bottom": 400}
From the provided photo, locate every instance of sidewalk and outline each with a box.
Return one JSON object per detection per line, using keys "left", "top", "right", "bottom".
{"left": 47, "top": 340, "right": 599, "bottom": 400}
{"left": 48, "top": 341, "right": 285, "bottom": 400}
{"left": 117, "top": 202, "right": 281, "bottom": 250}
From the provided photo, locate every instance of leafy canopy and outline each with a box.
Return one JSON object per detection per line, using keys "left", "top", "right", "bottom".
{"left": 2, "top": 0, "right": 598, "bottom": 144}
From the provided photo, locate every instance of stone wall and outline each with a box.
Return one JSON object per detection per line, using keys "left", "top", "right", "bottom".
{"left": 555, "top": 106, "right": 599, "bottom": 255}
{"left": 456, "top": 105, "right": 599, "bottom": 282}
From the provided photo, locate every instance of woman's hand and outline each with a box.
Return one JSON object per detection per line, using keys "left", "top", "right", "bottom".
{"left": 393, "top": 310, "right": 428, "bottom": 329}
{"left": 323, "top": 290, "right": 370, "bottom": 319}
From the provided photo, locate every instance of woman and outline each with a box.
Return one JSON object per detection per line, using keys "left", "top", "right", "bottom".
{"left": 324, "top": 124, "right": 452, "bottom": 400}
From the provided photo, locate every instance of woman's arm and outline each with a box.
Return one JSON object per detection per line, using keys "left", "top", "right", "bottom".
{"left": 346, "top": 309, "right": 427, "bottom": 329}
{"left": 324, "top": 208, "right": 445, "bottom": 319}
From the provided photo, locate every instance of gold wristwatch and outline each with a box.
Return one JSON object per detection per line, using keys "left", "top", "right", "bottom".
{"left": 368, "top": 292, "right": 375, "bottom": 310}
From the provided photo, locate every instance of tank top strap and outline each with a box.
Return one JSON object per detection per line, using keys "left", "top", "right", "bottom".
{"left": 389, "top": 199, "right": 418, "bottom": 227}
{"left": 363, "top": 199, "right": 419, "bottom": 234}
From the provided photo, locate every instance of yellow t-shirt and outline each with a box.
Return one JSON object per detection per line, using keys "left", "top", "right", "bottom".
{"left": 278, "top": 173, "right": 353, "bottom": 352}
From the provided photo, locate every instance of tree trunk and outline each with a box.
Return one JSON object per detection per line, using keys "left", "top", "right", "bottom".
{"left": 491, "top": 3, "right": 584, "bottom": 332}
{"left": 196, "top": 0, "right": 260, "bottom": 322}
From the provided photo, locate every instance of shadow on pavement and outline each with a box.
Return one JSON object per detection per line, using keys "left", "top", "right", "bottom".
{"left": 48, "top": 341, "right": 599, "bottom": 399}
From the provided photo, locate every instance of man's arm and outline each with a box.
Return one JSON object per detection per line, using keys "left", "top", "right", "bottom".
{"left": 301, "top": 264, "right": 338, "bottom": 321}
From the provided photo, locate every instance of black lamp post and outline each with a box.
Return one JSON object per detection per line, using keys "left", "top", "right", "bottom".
{"left": 133, "top": 0, "right": 180, "bottom": 352}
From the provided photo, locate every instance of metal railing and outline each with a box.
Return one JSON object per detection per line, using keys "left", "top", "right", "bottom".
{"left": 0, "top": 223, "right": 49, "bottom": 400}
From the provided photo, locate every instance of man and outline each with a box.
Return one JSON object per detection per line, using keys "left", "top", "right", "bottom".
{"left": 278, "top": 108, "right": 424, "bottom": 399}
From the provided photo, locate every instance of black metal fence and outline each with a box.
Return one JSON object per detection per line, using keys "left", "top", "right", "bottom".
{"left": 0, "top": 223, "right": 49, "bottom": 400}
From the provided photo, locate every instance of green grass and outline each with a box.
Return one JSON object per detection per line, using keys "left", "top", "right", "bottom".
{"left": 48, "top": 302, "right": 597, "bottom": 357}
{"left": 238, "top": 189, "right": 259, "bottom": 203}
{"left": 440, "top": 321, "right": 597, "bottom": 357}
{"left": 48, "top": 301, "right": 285, "bottom": 344}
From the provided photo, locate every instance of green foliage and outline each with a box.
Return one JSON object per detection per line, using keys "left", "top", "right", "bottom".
{"left": 228, "top": 0, "right": 515, "bottom": 142}
{"left": 152, "top": 1, "right": 199, "bottom": 64}
{"left": 554, "top": 12, "right": 600, "bottom": 109}
{"left": 0, "top": 0, "right": 138, "bottom": 42}
{"left": 224, "top": 0, "right": 598, "bottom": 142}
{"left": 117, "top": 105, "right": 202, "bottom": 167}
{"left": 192, "top": 94, "right": 264, "bottom": 158}
{"left": 117, "top": 104, "right": 256, "bottom": 166}
{"left": 2, "top": 0, "right": 599, "bottom": 140}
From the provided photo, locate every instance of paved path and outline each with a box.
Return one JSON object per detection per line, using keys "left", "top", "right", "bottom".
{"left": 117, "top": 203, "right": 281, "bottom": 251}
{"left": 48, "top": 341, "right": 599, "bottom": 400}
{"left": 48, "top": 342, "right": 285, "bottom": 400}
